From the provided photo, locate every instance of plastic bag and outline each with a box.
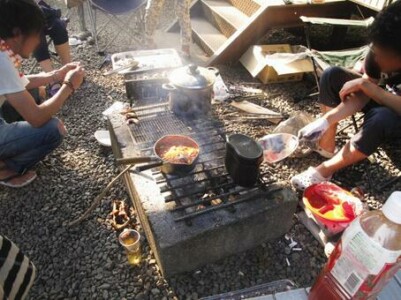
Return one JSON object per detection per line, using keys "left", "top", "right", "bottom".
{"left": 273, "top": 112, "right": 314, "bottom": 157}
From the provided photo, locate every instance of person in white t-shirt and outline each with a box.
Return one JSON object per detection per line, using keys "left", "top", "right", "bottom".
{"left": 0, "top": 0, "right": 85, "bottom": 188}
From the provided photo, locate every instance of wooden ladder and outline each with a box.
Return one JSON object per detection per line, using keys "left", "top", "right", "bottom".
{"left": 167, "top": 0, "right": 359, "bottom": 66}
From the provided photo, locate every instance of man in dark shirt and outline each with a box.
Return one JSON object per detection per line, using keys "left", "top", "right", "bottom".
{"left": 292, "top": 1, "right": 401, "bottom": 190}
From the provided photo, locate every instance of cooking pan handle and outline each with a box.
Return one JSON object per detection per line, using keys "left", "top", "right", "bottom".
{"left": 207, "top": 67, "right": 219, "bottom": 76}
{"left": 135, "top": 161, "right": 164, "bottom": 172}
{"left": 162, "top": 83, "right": 176, "bottom": 91}
{"left": 117, "top": 156, "right": 159, "bottom": 165}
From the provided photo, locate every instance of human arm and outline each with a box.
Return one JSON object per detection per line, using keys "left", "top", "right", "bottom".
{"left": 5, "top": 66, "right": 84, "bottom": 127}
{"left": 340, "top": 78, "right": 401, "bottom": 115}
{"left": 25, "top": 72, "right": 57, "bottom": 89}
{"left": 359, "top": 81, "right": 401, "bottom": 115}
{"left": 25, "top": 62, "right": 81, "bottom": 89}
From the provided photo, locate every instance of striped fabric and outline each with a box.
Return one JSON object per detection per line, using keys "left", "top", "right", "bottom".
{"left": 0, "top": 236, "right": 36, "bottom": 300}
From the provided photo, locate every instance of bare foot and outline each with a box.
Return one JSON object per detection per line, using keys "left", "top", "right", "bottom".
{"left": 0, "top": 169, "right": 37, "bottom": 188}
{"left": 318, "top": 134, "right": 336, "bottom": 153}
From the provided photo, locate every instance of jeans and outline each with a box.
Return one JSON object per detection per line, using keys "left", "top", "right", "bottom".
{"left": 319, "top": 66, "right": 401, "bottom": 156}
{"left": 0, "top": 118, "right": 64, "bottom": 174}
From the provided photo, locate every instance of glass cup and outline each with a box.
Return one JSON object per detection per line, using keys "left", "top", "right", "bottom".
{"left": 118, "top": 229, "right": 141, "bottom": 266}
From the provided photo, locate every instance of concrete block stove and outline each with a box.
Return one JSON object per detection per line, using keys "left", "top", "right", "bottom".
{"left": 109, "top": 103, "right": 297, "bottom": 277}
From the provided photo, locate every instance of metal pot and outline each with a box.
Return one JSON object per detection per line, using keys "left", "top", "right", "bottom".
{"left": 163, "top": 64, "right": 219, "bottom": 118}
{"left": 117, "top": 135, "right": 200, "bottom": 176}
{"left": 225, "top": 134, "right": 263, "bottom": 187}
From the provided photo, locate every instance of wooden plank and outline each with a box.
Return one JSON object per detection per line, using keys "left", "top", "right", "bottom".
{"left": 202, "top": 0, "right": 249, "bottom": 30}
{"left": 206, "top": 0, "right": 356, "bottom": 65}
{"left": 230, "top": 100, "right": 282, "bottom": 115}
{"left": 226, "top": 0, "right": 262, "bottom": 16}
{"left": 191, "top": 17, "right": 228, "bottom": 55}
{"left": 300, "top": 16, "right": 374, "bottom": 27}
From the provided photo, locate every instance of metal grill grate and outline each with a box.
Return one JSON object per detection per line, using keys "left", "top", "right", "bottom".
{"left": 129, "top": 111, "right": 190, "bottom": 144}
{"left": 129, "top": 104, "right": 275, "bottom": 225}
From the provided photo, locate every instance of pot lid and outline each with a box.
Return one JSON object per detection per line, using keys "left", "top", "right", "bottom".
{"left": 169, "top": 64, "right": 218, "bottom": 89}
{"left": 227, "top": 134, "right": 263, "bottom": 160}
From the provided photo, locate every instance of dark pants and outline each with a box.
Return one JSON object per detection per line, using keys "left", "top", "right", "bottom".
{"left": 33, "top": 3, "right": 69, "bottom": 63}
{"left": 319, "top": 66, "right": 401, "bottom": 156}
{"left": 1, "top": 89, "right": 42, "bottom": 123}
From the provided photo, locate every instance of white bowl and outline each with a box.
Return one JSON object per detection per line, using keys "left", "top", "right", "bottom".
{"left": 94, "top": 130, "right": 112, "bottom": 147}
{"left": 258, "top": 133, "right": 299, "bottom": 164}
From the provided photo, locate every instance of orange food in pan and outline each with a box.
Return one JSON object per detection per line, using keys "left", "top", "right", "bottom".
{"left": 160, "top": 145, "right": 199, "bottom": 165}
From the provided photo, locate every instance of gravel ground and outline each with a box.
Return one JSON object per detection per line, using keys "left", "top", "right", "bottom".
{"left": 1, "top": 1, "right": 401, "bottom": 300}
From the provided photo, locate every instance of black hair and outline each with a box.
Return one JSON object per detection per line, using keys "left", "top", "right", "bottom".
{"left": 369, "top": 1, "right": 401, "bottom": 55}
{"left": 0, "top": 0, "right": 45, "bottom": 39}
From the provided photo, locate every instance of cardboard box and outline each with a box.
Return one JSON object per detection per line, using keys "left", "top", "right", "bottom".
{"left": 240, "top": 44, "right": 314, "bottom": 84}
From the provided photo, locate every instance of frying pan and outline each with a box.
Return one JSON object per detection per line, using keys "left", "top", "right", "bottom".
{"left": 117, "top": 135, "right": 200, "bottom": 175}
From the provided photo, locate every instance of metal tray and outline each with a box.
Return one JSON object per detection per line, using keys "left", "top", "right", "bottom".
{"left": 111, "top": 48, "right": 182, "bottom": 75}
{"left": 200, "top": 279, "right": 297, "bottom": 300}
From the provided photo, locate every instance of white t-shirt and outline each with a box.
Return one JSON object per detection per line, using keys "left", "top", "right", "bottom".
{"left": 0, "top": 51, "right": 29, "bottom": 107}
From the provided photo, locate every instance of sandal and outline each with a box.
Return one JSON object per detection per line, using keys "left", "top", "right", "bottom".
{"left": 291, "top": 167, "right": 331, "bottom": 191}
{"left": 0, "top": 171, "right": 37, "bottom": 188}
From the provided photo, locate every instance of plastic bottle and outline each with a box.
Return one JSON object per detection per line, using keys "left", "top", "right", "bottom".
{"left": 309, "top": 191, "right": 401, "bottom": 300}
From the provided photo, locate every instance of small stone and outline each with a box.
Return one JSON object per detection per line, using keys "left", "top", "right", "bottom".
{"left": 135, "top": 292, "right": 145, "bottom": 300}
{"left": 292, "top": 253, "right": 301, "bottom": 261}
{"left": 151, "top": 288, "right": 160, "bottom": 295}
{"left": 95, "top": 274, "right": 103, "bottom": 280}
{"left": 99, "top": 283, "right": 111, "bottom": 289}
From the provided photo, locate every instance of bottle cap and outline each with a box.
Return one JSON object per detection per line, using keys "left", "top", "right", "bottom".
{"left": 382, "top": 191, "right": 401, "bottom": 224}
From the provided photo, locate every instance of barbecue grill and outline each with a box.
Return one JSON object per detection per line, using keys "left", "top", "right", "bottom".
{"left": 123, "top": 104, "right": 279, "bottom": 225}
{"left": 108, "top": 73, "right": 297, "bottom": 277}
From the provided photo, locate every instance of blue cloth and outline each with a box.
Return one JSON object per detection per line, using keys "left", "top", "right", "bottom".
{"left": 0, "top": 118, "right": 63, "bottom": 174}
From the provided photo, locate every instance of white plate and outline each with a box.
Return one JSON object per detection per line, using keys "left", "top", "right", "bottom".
{"left": 94, "top": 130, "right": 112, "bottom": 147}
{"left": 258, "top": 133, "right": 299, "bottom": 164}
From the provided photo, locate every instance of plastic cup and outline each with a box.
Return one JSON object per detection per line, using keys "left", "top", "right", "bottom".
{"left": 118, "top": 229, "right": 141, "bottom": 266}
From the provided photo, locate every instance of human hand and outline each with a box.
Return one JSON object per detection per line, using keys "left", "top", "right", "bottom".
{"left": 57, "top": 62, "right": 82, "bottom": 81}
{"left": 339, "top": 78, "right": 367, "bottom": 101}
{"left": 65, "top": 66, "right": 85, "bottom": 90}
{"left": 298, "top": 118, "right": 330, "bottom": 142}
